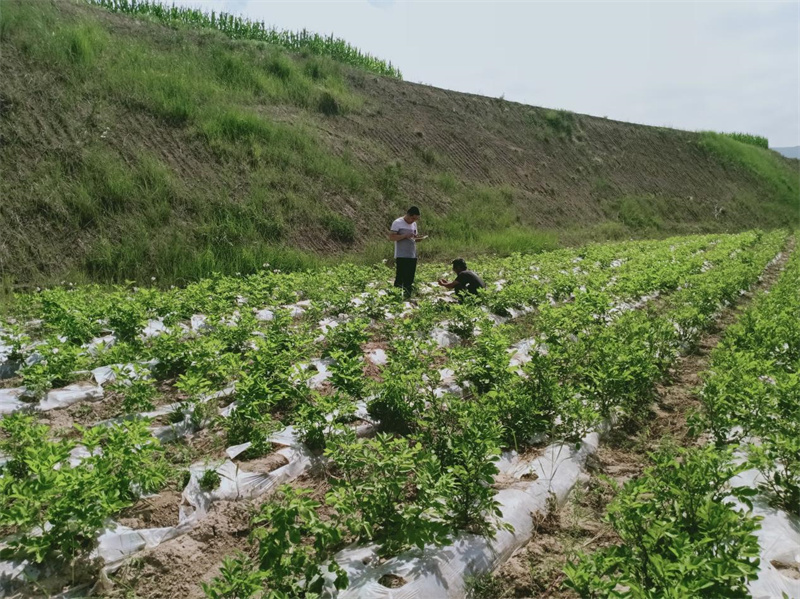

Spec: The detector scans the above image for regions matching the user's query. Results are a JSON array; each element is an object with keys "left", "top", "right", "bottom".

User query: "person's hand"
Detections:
[
  {"left": 437, "top": 278, "right": 447, "bottom": 286},
  {"left": 405, "top": 233, "right": 415, "bottom": 240}
]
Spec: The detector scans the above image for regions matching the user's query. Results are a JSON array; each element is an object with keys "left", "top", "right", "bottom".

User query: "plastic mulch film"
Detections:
[
  {"left": 91, "top": 359, "right": 158, "bottom": 386},
  {"left": 0, "top": 340, "right": 18, "bottom": 379},
  {"left": 0, "top": 387, "right": 26, "bottom": 415},
  {"left": 38, "top": 381, "right": 104, "bottom": 411},
  {"left": 141, "top": 318, "right": 167, "bottom": 339},
  {"left": 96, "top": 428, "right": 319, "bottom": 570},
  {"left": 729, "top": 467, "right": 800, "bottom": 599},
  {"left": 85, "top": 334, "right": 116, "bottom": 357},
  {"left": 0, "top": 381, "right": 103, "bottom": 415},
  {"left": 323, "top": 433, "right": 600, "bottom": 599},
  {"left": 366, "top": 349, "right": 388, "bottom": 366},
  {"left": 430, "top": 327, "right": 461, "bottom": 349},
  {"left": 308, "top": 358, "right": 335, "bottom": 390}
]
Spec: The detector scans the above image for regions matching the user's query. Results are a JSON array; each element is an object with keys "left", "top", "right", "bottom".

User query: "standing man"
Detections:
[
  {"left": 438, "top": 258, "right": 486, "bottom": 300},
  {"left": 389, "top": 206, "right": 426, "bottom": 298}
]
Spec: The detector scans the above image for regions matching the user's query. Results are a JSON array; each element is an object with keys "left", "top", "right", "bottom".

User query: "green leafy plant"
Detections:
[
  {"left": 224, "top": 391, "right": 281, "bottom": 458},
  {"left": 199, "top": 468, "right": 222, "bottom": 492},
  {"left": 19, "top": 337, "right": 89, "bottom": 398},
  {"left": 325, "top": 432, "right": 452, "bottom": 556},
  {"left": 323, "top": 318, "right": 370, "bottom": 358},
  {"left": 80, "top": 418, "right": 168, "bottom": 500},
  {"left": 697, "top": 247, "right": 800, "bottom": 515},
  {"left": 367, "top": 372, "right": 425, "bottom": 435},
  {"left": 0, "top": 416, "right": 167, "bottom": 564},
  {"left": 454, "top": 325, "right": 513, "bottom": 395},
  {"left": 248, "top": 485, "right": 348, "bottom": 597},
  {"left": 294, "top": 392, "right": 355, "bottom": 452},
  {"left": 496, "top": 350, "right": 571, "bottom": 446},
  {"left": 749, "top": 431, "right": 800, "bottom": 516},
  {"left": 175, "top": 370, "right": 216, "bottom": 428},
  {"left": 564, "top": 445, "right": 762, "bottom": 599},
  {"left": 201, "top": 554, "right": 266, "bottom": 599},
  {"left": 106, "top": 298, "right": 147, "bottom": 344},
  {"left": 446, "top": 302, "right": 484, "bottom": 340},
  {"left": 109, "top": 364, "right": 158, "bottom": 413},
  {"left": 580, "top": 310, "right": 673, "bottom": 419},
  {"left": 39, "top": 288, "right": 101, "bottom": 344},
  {"left": 149, "top": 328, "right": 194, "bottom": 379},
  {"left": 327, "top": 350, "right": 365, "bottom": 399},
  {"left": 417, "top": 397, "right": 507, "bottom": 535}
]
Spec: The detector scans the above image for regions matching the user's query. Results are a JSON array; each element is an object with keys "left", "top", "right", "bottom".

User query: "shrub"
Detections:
[
  {"left": 325, "top": 432, "right": 452, "bottom": 556},
  {"left": 321, "top": 213, "right": 356, "bottom": 243},
  {"left": 294, "top": 392, "right": 355, "bottom": 452},
  {"left": 252, "top": 486, "right": 347, "bottom": 595},
  {"left": 317, "top": 91, "right": 339, "bottom": 116},
  {"left": 109, "top": 364, "right": 157, "bottom": 414},
  {"left": 416, "top": 398, "right": 506, "bottom": 535}
]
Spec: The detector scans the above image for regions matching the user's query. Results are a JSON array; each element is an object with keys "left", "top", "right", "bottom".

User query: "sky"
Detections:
[{"left": 173, "top": 0, "right": 800, "bottom": 148}]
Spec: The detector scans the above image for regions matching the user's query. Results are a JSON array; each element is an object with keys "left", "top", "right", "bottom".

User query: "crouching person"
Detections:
[{"left": 438, "top": 258, "right": 486, "bottom": 300}]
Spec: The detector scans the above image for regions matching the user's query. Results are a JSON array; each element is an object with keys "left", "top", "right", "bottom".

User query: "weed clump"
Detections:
[
  {"left": 199, "top": 468, "right": 221, "bottom": 492},
  {"left": 317, "top": 91, "right": 339, "bottom": 116}
]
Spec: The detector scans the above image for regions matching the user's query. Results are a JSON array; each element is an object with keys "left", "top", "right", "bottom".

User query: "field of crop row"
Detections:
[
  {"left": 558, "top": 240, "right": 798, "bottom": 599},
  {"left": 0, "top": 230, "right": 793, "bottom": 597}
]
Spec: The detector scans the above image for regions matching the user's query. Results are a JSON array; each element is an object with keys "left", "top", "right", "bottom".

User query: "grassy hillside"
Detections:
[{"left": 1, "top": 0, "right": 798, "bottom": 286}]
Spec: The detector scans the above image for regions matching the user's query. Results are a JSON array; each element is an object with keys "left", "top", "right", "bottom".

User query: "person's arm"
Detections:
[
  {"left": 388, "top": 230, "right": 415, "bottom": 241},
  {"left": 441, "top": 271, "right": 466, "bottom": 290}
]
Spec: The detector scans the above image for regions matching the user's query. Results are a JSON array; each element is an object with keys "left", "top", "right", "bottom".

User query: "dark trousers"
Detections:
[{"left": 394, "top": 258, "right": 417, "bottom": 298}]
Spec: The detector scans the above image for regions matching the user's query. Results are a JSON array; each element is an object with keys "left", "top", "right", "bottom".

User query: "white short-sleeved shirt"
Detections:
[{"left": 391, "top": 217, "right": 418, "bottom": 259}]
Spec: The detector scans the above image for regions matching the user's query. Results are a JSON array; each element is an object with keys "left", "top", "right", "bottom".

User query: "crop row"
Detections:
[
  {"left": 85, "top": 0, "right": 402, "bottom": 78},
  {"left": 699, "top": 245, "right": 799, "bottom": 515},
  {"left": 0, "top": 234, "right": 735, "bottom": 455},
  {"left": 565, "top": 237, "right": 797, "bottom": 599}
]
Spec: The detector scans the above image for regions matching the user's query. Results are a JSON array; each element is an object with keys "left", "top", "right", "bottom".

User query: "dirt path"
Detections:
[{"left": 487, "top": 238, "right": 795, "bottom": 599}]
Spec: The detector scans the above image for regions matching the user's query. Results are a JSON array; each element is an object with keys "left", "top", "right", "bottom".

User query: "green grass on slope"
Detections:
[
  {"left": 0, "top": 0, "right": 367, "bottom": 283},
  {"left": 699, "top": 133, "right": 799, "bottom": 209},
  {"left": 0, "top": 1, "right": 564, "bottom": 286},
  {"left": 0, "top": 1, "right": 797, "bottom": 288},
  {"left": 87, "top": 0, "right": 402, "bottom": 78}
]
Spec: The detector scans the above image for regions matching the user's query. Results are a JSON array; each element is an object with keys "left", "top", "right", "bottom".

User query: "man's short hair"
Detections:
[
  {"left": 407, "top": 206, "right": 420, "bottom": 216},
  {"left": 452, "top": 258, "right": 467, "bottom": 271}
]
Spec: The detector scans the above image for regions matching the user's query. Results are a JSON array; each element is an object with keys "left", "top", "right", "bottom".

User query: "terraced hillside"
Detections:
[{"left": 1, "top": 0, "right": 798, "bottom": 285}]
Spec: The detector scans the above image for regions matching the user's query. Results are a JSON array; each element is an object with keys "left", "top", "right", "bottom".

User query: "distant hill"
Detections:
[
  {"left": 1, "top": 0, "right": 799, "bottom": 286},
  {"left": 771, "top": 146, "right": 800, "bottom": 160}
]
